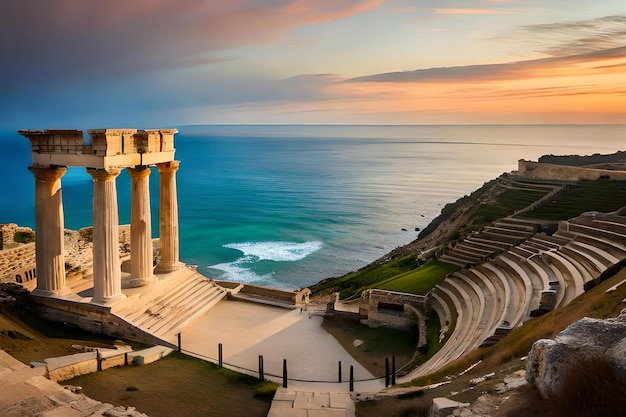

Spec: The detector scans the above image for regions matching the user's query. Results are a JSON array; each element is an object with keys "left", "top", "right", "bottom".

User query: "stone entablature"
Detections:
[
  {"left": 517, "top": 159, "right": 626, "bottom": 182},
  {"left": 19, "top": 129, "right": 177, "bottom": 170}
]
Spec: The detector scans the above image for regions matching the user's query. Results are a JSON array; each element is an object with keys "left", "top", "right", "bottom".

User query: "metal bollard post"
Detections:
[
  {"left": 385, "top": 357, "right": 390, "bottom": 387},
  {"left": 177, "top": 332, "right": 182, "bottom": 352},
  {"left": 218, "top": 343, "right": 223, "bottom": 367},
  {"left": 391, "top": 355, "right": 396, "bottom": 386},
  {"left": 283, "top": 359, "right": 288, "bottom": 388},
  {"left": 349, "top": 365, "right": 354, "bottom": 392},
  {"left": 338, "top": 360, "right": 342, "bottom": 383},
  {"left": 259, "top": 355, "right": 264, "bottom": 381}
]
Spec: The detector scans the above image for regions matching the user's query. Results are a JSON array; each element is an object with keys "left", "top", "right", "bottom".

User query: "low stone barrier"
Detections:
[{"left": 43, "top": 345, "right": 172, "bottom": 382}]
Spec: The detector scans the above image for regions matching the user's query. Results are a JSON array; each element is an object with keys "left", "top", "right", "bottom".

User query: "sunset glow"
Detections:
[{"left": 1, "top": 1, "right": 625, "bottom": 126}]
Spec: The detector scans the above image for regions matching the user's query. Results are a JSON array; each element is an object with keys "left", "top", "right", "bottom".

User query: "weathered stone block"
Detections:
[{"left": 526, "top": 309, "right": 626, "bottom": 398}]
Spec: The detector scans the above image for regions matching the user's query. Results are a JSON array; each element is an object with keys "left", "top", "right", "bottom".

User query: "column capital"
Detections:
[
  {"left": 29, "top": 166, "right": 67, "bottom": 182},
  {"left": 87, "top": 168, "right": 121, "bottom": 181},
  {"left": 128, "top": 165, "right": 152, "bottom": 178},
  {"left": 156, "top": 160, "right": 180, "bottom": 173}
]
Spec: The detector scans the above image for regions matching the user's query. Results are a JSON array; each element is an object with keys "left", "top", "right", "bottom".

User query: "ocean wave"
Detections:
[
  {"left": 208, "top": 256, "right": 274, "bottom": 284},
  {"left": 223, "top": 240, "right": 323, "bottom": 262}
]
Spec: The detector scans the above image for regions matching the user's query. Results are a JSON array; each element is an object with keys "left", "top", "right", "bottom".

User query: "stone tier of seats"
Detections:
[
  {"left": 113, "top": 268, "right": 228, "bottom": 340},
  {"left": 408, "top": 210, "right": 626, "bottom": 380},
  {"left": 439, "top": 218, "right": 538, "bottom": 267}
]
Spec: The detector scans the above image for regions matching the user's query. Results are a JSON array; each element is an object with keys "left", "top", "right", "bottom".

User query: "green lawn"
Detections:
[{"left": 377, "top": 262, "right": 459, "bottom": 295}]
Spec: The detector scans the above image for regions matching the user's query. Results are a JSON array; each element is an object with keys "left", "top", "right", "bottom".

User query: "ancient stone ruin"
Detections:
[
  {"left": 526, "top": 308, "right": 626, "bottom": 399},
  {"left": 19, "top": 129, "right": 180, "bottom": 304}
]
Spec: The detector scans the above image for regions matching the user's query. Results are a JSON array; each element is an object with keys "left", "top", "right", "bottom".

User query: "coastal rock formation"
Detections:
[{"left": 525, "top": 308, "right": 626, "bottom": 399}]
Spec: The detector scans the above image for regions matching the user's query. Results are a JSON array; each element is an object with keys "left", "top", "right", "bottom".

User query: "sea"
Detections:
[{"left": 1, "top": 125, "right": 624, "bottom": 290}]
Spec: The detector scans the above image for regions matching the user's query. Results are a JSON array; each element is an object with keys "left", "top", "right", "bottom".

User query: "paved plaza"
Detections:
[{"left": 176, "top": 300, "right": 385, "bottom": 393}]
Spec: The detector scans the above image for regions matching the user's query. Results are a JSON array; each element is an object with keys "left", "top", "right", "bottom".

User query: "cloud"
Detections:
[
  {"left": 0, "top": 0, "right": 383, "bottom": 88},
  {"left": 348, "top": 46, "right": 626, "bottom": 83},
  {"left": 517, "top": 14, "right": 626, "bottom": 57}
]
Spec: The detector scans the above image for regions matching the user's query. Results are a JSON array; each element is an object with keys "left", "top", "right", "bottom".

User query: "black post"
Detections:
[
  {"left": 218, "top": 343, "right": 223, "bottom": 367},
  {"left": 259, "top": 355, "right": 264, "bottom": 381},
  {"left": 124, "top": 352, "right": 128, "bottom": 366},
  {"left": 338, "top": 360, "right": 342, "bottom": 383},
  {"left": 349, "top": 365, "right": 354, "bottom": 392},
  {"left": 282, "top": 359, "right": 288, "bottom": 388},
  {"left": 385, "top": 357, "right": 390, "bottom": 387},
  {"left": 391, "top": 355, "right": 396, "bottom": 386},
  {"left": 177, "top": 332, "right": 182, "bottom": 352},
  {"left": 96, "top": 350, "right": 102, "bottom": 371}
]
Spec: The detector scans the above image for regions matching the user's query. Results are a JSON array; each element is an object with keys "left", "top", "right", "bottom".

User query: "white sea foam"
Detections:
[
  {"left": 209, "top": 241, "right": 323, "bottom": 284},
  {"left": 223, "top": 241, "right": 323, "bottom": 262},
  {"left": 209, "top": 256, "right": 274, "bottom": 283}
]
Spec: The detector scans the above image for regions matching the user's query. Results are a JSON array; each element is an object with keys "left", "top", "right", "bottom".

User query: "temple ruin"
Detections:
[{"left": 19, "top": 129, "right": 180, "bottom": 304}]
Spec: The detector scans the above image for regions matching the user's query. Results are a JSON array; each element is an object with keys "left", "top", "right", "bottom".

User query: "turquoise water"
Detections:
[{"left": 1, "top": 125, "right": 624, "bottom": 289}]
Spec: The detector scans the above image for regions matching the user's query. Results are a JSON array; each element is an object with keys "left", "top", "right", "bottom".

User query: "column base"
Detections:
[
  {"left": 154, "top": 262, "right": 182, "bottom": 274},
  {"left": 125, "top": 275, "right": 158, "bottom": 288},
  {"left": 31, "top": 287, "right": 72, "bottom": 298},
  {"left": 92, "top": 292, "right": 127, "bottom": 305}
]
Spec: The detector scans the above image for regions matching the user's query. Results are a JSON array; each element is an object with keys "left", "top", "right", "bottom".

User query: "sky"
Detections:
[{"left": 1, "top": 0, "right": 626, "bottom": 127}]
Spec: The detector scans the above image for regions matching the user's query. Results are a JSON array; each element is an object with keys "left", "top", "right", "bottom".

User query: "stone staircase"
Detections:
[{"left": 112, "top": 267, "right": 229, "bottom": 340}]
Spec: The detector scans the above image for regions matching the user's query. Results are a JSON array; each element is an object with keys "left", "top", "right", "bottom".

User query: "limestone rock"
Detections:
[
  {"left": 526, "top": 309, "right": 626, "bottom": 398},
  {"left": 430, "top": 397, "right": 470, "bottom": 417}
]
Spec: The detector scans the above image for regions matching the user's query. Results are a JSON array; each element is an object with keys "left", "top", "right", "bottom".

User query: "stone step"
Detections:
[
  {"left": 152, "top": 286, "right": 227, "bottom": 337},
  {"left": 139, "top": 282, "right": 222, "bottom": 330}
]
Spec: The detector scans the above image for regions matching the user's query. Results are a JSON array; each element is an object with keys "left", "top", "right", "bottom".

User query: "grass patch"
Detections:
[
  {"left": 322, "top": 319, "right": 418, "bottom": 376},
  {"left": 517, "top": 179, "right": 626, "bottom": 221},
  {"left": 401, "top": 313, "right": 446, "bottom": 371},
  {"left": 68, "top": 351, "right": 279, "bottom": 417},
  {"left": 13, "top": 230, "right": 35, "bottom": 244},
  {"left": 312, "top": 255, "right": 424, "bottom": 298},
  {"left": 378, "top": 262, "right": 459, "bottom": 294}
]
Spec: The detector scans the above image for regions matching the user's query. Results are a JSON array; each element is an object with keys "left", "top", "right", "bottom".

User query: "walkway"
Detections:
[{"left": 175, "top": 300, "right": 384, "bottom": 416}]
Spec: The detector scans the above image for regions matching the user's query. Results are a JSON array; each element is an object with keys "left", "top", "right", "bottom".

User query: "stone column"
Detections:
[
  {"left": 88, "top": 168, "right": 125, "bottom": 304},
  {"left": 29, "top": 166, "right": 67, "bottom": 295},
  {"left": 128, "top": 166, "right": 156, "bottom": 286},
  {"left": 156, "top": 161, "right": 181, "bottom": 272}
]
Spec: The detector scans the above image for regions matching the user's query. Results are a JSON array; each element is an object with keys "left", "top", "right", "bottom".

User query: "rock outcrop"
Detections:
[{"left": 526, "top": 308, "right": 626, "bottom": 399}]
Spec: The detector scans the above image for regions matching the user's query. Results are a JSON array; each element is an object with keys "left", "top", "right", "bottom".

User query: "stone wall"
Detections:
[
  {"left": 0, "top": 226, "right": 132, "bottom": 288},
  {"left": 32, "top": 295, "right": 177, "bottom": 349},
  {"left": 0, "top": 223, "right": 17, "bottom": 249},
  {"left": 0, "top": 242, "right": 36, "bottom": 286},
  {"left": 365, "top": 289, "right": 427, "bottom": 330},
  {"left": 518, "top": 160, "right": 626, "bottom": 182},
  {"left": 238, "top": 283, "right": 310, "bottom": 306}
]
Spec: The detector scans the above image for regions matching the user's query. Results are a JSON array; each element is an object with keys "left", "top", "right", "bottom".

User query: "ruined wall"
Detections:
[
  {"left": 366, "top": 289, "right": 427, "bottom": 330},
  {"left": 32, "top": 295, "right": 176, "bottom": 349},
  {"left": 0, "top": 224, "right": 17, "bottom": 249},
  {"left": 0, "top": 226, "right": 133, "bottom": 288},
  {"left": 0, "top": 243, "right": 36, "bottom": 287},
  {"left": 518, "top": 160, "right": 626, "bottom": 182},
  {"left": 238, "top": 283, "right": 310, "bottom": 306}
]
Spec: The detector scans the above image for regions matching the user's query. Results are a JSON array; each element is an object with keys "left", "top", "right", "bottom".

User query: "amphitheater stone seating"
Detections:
[
  {"left": 559, "top": 247, "right": 602, "bottom": 276},
  {"left": 452, "top": 272, "right": 494, "bottom": 349},
  {"left": 540, "top": 251, "right": 585, "bottom": 304},
  {"left": 481, "top": 262, "right": 520, "bottom": 328},
  {"left": 429, "top": 293, "right": 452, "bottom": 340},
  {"left": 494, "top": 257, "right": 533, "bottom": 326}
]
